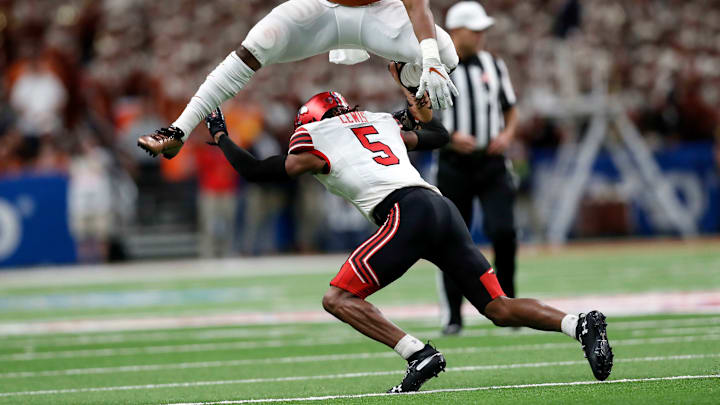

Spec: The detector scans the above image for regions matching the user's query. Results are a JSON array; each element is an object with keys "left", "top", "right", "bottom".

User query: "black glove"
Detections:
[
  {"left": 392, "top": 108, "right": 420, "bottom": 132},
  {"left": 205, "top": 107, "right": 228, "bottom": 145}
]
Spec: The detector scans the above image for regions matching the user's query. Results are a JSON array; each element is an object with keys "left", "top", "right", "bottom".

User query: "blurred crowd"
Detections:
[{"left": 0, "top": 0, "right": 718, "bottom": 261}]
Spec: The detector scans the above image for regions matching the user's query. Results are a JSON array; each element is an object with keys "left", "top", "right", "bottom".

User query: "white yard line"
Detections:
[
  {"left": 611, "top": 316, "right": 720, "bottom": 329},
  {"left": 0, "top": 323, "right": 701, "bottom": 351},
  {"left": 4, "top": 315, "right": 720, "bottom": 350},
  {"left": 167, "top": 374, "right": 720, "bottom": 405},
  {"left": 631, "top": 326, "right": 720, "bottom": 337},
  {"left": 3, "top": 321, "right": 720, "bottom": 361},
  {"left": 1, "top": 361, "right": 718, "bottom": 398},
  {"left": 0, "top": 336, "right": 353, "bottom": 361},
  {"left": 1, "top": 332, "right": 719, "bottom": 362},
  {"left": 0, "top": 321, "right": 706, "bottom": 352},
  {"left": 0, "top": 255, "right": 349, "bottom": 289},
  {"left": 0, "top": 310, "right": 338, "bottom": 336},
  {"left": 2, "top": 290, "right": 719, "bottom": 336},
  {"left": 0, "top": 352, "right": 400, "bottom": 378},
  {"left": 1, "top": 327, "right": 308, "bottom": 349},
  {"left": 1, "top": 347, "right": 717, "bottom": 379}
]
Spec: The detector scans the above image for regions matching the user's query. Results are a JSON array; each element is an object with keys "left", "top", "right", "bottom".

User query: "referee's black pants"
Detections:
[{"left": 436, "top": 150, "right": 517, "bottom": 328}]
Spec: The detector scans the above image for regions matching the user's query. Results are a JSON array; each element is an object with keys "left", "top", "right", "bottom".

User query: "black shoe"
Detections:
[
  {"left": 576, "top": 311, "right": 614, "bottom": 381},
  {"left": 387, "top": 344, "right": 446, "bottom": 393},
  {"left": 441, "top": 323, "right": 462, "bottom": 336}
]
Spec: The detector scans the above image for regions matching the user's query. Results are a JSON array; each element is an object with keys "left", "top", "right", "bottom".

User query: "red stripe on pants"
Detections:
[{"left": 349, "top": 205, "right": 397, "bottom": 285}]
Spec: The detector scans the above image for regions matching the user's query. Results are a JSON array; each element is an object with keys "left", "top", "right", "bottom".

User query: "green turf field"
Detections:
[{"left": 1, "top": 241, "right": 719, "bottom": 404}]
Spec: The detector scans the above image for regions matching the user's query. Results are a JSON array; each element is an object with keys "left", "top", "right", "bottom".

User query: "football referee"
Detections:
[{"left": 436, "top": 1, "right": 519, "bottom": 335}]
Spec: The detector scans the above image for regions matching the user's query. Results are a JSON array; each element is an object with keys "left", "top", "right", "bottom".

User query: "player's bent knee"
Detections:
[
  {"left": 484, "top": 296, "right": 514, "bottom": 327},
  {"left": 240, "top": 13, "right": 289, "bottom": 68},
  {"left": 321, "top": 291, "right": 339, "bottom": 314},
  {"left": 322, "top": 287, "right": 352, "bottom": 315}
]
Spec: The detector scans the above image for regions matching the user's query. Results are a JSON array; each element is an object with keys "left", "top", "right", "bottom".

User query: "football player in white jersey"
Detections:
[
  {"left": 137, "top": 0, "right": 460, "bottom": 159},
  {"left": 204, "top": 65, "right": 613, "bottom": 392}
]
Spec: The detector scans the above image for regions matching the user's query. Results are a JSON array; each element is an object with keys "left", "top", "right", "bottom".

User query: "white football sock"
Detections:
[
  {"left": 393, "top": 334, "right": 425, "bottom": 360},
  {"left": 561, "top": 314, "right": 579, "bottom": 340},
  {"left": 172, "top": 51, "right": 254, "bottom": 141}
]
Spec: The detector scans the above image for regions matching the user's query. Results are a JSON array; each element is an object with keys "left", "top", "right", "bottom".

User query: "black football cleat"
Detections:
[
  {"left": 387, "top": 343, "right": 446, "bottom": 393},
  {"left": 576, "top": 311, "right": 614, "bottom": 381}
]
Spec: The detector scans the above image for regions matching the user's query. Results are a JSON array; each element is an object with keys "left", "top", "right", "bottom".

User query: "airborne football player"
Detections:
[
  {"left": 138, "top": 0, "right": 460, "bottom": 158},
  {"left": 201, "top": 63, "right": 614, "bottom": 393}
]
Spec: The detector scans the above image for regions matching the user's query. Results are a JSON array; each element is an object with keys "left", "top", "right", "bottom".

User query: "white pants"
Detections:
[{"left": 242, "top": 0, "right": 458, "bottom": 69}]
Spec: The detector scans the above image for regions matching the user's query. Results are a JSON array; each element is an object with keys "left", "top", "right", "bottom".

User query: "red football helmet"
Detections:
[{"left": 294, "top": 91, "right": 350, "bottom": 129}]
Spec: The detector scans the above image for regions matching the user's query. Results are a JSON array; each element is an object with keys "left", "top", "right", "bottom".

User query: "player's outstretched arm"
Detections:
[
  {"left": 401, "top": 0, "right": 459, "bottom": 111},
  {"left": 205, "top": 109, "right": 324, "bottom": 182},
  {"left": 402, "top": 0, "right": 435, "bottom": 44}
]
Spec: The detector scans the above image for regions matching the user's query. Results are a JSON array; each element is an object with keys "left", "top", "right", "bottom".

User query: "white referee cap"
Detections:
[{"left": 445, "top": 1, "right": 495, "bottom": 31}]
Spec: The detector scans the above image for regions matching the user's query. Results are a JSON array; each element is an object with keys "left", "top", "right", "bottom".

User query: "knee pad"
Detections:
[
  {"left": 241, "top": 14, "right": 290, "bottom": 67},
  {"left": 242, "top": 0, "right": 331, "bottom": 67}
]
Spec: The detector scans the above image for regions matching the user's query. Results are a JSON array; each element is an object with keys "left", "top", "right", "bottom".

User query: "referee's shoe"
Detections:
[
  {"left": 387, "top": 344, "right": 446, "bottom": 393},
  {"left": 577, "top": 311, "right": 614, "bottom": 380}
]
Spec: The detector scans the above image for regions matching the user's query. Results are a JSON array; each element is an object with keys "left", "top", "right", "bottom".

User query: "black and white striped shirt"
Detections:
[{"left": 442, "top": 51, "right": 517, "bottom": 149}]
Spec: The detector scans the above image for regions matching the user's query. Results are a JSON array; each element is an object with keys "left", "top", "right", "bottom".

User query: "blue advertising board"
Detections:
[
  {"left": 0, "top": 174, "right": 77, "bottom": 267},
  {"left": 530, "top": 141, "right": 719, "bottom": 236}
]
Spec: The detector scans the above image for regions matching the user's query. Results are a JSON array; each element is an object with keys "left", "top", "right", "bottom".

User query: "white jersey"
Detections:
[{"left": 288, "top": 111, "right": 440, "bottom": 221}]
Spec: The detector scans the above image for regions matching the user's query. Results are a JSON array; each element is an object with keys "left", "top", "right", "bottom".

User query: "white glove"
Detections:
[{"left": 416, "top": 39, "right": 458, "bottom": 110}]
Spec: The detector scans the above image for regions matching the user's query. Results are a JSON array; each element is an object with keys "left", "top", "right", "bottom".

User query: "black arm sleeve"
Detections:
[
  {"left": 413, "top": 117, "right": 450, "bottom": 150},
  {"left": 217, "top": 134, "right": 291, "bottom": 182}
]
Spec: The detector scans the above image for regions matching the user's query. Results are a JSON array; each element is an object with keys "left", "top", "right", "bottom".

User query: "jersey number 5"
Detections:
[{"left": 351, "top": 126, "right": 399, "bottom": 166}]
